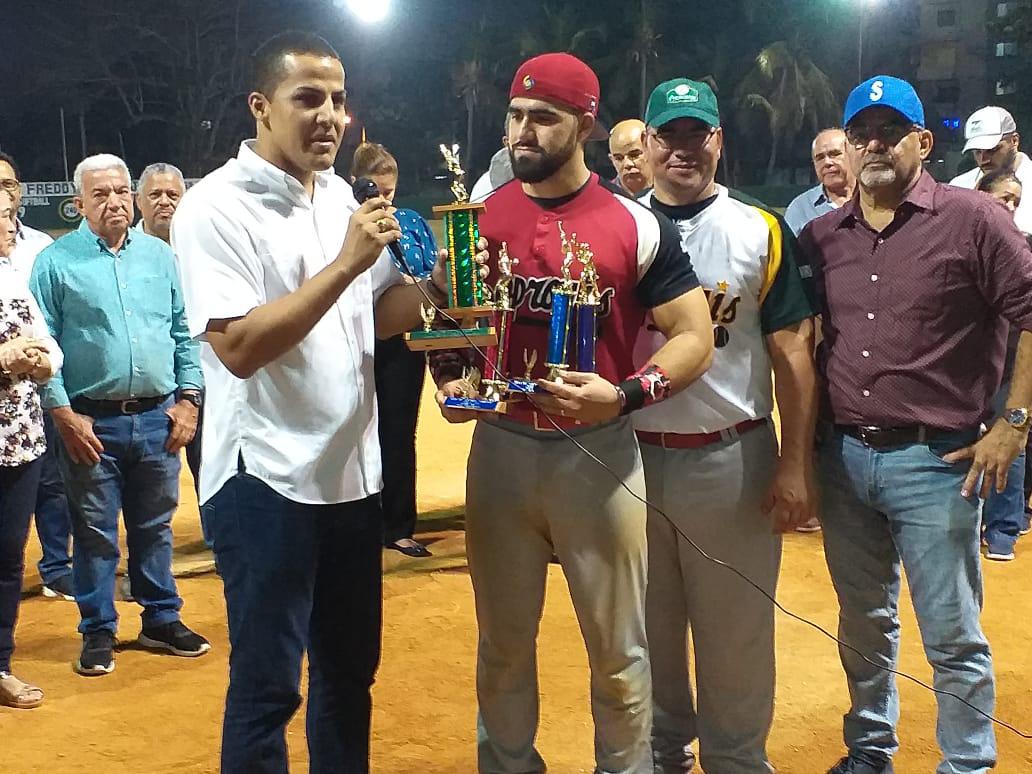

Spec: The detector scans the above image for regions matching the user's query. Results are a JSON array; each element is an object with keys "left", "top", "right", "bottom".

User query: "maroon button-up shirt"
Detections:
[{"left": 797, "top": 170, "right": 1032, "bottom": 430}]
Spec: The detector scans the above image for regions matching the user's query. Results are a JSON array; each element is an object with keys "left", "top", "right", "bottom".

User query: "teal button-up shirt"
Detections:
[{"left": 29, "top": 220, "right": 202, "bottom": 409}]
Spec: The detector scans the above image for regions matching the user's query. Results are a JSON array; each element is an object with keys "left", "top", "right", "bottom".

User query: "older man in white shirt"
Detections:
[
  {"left": 950, "top": 106, "right": 1032, "bottom": 235},
  {"left": 172, "top": 32, "right": 479, "bottom": 774}
]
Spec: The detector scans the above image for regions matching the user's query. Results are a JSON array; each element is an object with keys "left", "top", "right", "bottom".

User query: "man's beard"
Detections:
[
  {"left": 981, "top": 145, "right": 1019, "bottom": 173},
  {"left": 858, "top": 156, "right": 897, "bottom": 188},
  {"left": 509, "top": 132, "right": 577, "bottom": 184}
]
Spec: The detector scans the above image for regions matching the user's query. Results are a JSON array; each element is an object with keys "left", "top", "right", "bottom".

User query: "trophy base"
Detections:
[
  {"left": 443, "top": 396, "right": 509, "bottom": 413},
  {"left": 404, "top": 326, "right": 498, "bottom": 352},
  {"left": 506, "top": 378, "right": 546, "bottom": 395},
  {"left": 438, "top": 305, "right": 496, "bottom": 325}
]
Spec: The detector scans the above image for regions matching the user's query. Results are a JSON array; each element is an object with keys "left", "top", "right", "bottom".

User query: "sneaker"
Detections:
[
  {"left": 118, "top": 576, "right": 134, "bottom": 602},
  {"left": 75, "top": 631, "right": 115, "bottom": 676},
  {"left": 986, "top": 544, "right": 1016, "bottom": 561},
  {"left": 1020, "top": 512, "right": 1031, "bottom": 536},
  {"left": 796, "top": 517, "right": 822, "bottom": 533},
  {"left": 41, "top": 574, "right": 75, "bottom": 601},
  {"left": 138, "top": 621, "right": 211, "bottom": 657},
  {"left": 828, "top": 755, "right": 894, "bottom": 774}
]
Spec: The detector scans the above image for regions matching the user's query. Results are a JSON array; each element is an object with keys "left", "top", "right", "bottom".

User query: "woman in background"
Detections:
[
  {"left": 352, "top": 142, "right": 438, "bottom": 558},
  {"left": 976, "top": 169, "right": 1032, "bottom": 559},
  {"left": 0, "top": 188, "right": 62, "bottom": 708}
]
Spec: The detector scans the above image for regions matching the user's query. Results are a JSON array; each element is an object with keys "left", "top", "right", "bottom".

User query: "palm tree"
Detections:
[
  {"left": 734, "top": 40, "right": 838, "bottom": 183},
  {"left": 453, "top": 57, "right": 486, "bottom": 170},
  {"left": 514, "top": 2, "right": 606, "bottom": 59}
]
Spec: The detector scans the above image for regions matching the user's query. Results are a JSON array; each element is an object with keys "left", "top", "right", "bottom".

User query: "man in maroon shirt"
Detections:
[
  {"left": 798, "top": 76, "right": 1032, "bottom": 774},
  {"left": 432, "top": 53, "right": 714, "bottom": 773}
]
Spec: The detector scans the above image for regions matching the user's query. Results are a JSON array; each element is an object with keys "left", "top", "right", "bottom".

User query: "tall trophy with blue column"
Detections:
[{"left": 404, "top": 143, "right": 497, "bottom": 352}]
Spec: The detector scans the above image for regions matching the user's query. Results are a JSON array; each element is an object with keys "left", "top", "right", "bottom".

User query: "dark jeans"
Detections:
[
  {"left": 185, "top": 401, "right": 203, "bottom": 500},
  {"left": 58, "top": 398, "right": 183, "bottom": 635},
  {"left": 374, "top": 335, "right": 425, "bottom": 544},
  {"left": 0, "top": 458, "right": 43, "bottom": 672},
  {"left": 35, "top": 414, "right": 73, "bottom": 585},
  {"left": 209, "top": 471, "right": 383, "bottom": 774}
]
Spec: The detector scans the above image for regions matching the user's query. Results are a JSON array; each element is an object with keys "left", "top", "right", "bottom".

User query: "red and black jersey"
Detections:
[{"left": 479, "top": 173, "right": 699, "bottom": 386}]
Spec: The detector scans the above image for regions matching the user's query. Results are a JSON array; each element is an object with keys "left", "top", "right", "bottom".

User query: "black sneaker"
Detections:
[
  {"left": 42, "top": 574, "right": 75, "bottom": 602},
  {"left": 828, "top": 755, "right": 894, "bottom": 774},
  {"left": 75, "top": 631, "right": 115, "bottom": 676},
  {"left": 138, "top": 621, "right": 211, "bottom": 657}
]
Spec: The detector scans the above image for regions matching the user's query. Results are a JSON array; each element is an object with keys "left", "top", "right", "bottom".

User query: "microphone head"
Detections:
[{"left": 352, "top": 176, "right": 380, "bottom": 204}]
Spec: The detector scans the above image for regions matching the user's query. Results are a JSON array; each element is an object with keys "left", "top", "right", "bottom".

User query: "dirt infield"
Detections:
[{"left": 5, "top": 382, "right": 1032, "bottom": 772}]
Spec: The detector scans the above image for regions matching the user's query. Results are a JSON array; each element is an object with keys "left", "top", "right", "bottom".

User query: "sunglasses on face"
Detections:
[{"left": 844, "top": 122, "right": 919, "bottom": 148}]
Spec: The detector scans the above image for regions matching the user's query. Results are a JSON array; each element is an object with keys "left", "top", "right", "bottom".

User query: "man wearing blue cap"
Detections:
[{"left": 797, "top": 76, "right": 1032, "bottom": 774}]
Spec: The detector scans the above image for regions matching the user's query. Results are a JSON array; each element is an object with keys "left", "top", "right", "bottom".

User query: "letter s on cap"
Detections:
[{"left": 869, "top": 80, "right": 884, "bottom": 102}]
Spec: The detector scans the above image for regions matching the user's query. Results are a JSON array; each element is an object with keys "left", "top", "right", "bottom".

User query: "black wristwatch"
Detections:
[{"left": 177, "top": 389, "right": 203, "bottom": 409}]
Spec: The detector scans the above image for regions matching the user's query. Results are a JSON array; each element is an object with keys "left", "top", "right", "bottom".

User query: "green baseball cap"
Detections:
[{"left": 644, "top": 78, "right": 720, "bottom": 129}]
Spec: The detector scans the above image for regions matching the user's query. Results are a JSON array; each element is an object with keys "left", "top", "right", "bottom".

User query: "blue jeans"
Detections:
[
  {"left": 982, "top": 383, "right": 1026, "bottom": 552},
  {"left": 982, "top": 450, "right": 1025, "bottom": 552},
  {"left": 208, "top": 471, "right": 383, "bottom": 774},
  {"left": 57, "top": 398, "right": 183, "bottom": 635},
  {"left": 0, "top": 458, "right": 42, "bottom": 673},
  {"left": 35, "top": 414, "right": 73, "bottom": 585},
  {"left": 818, "top": 429, "right": 996, "bottom": 773}
]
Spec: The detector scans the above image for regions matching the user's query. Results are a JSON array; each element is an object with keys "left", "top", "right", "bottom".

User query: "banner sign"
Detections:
[{"left": 17, "top": 179, "right": 200, "bottom": 233}]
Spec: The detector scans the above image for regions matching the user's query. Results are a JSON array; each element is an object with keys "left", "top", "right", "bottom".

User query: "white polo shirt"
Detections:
[
  {"left": 10, "top": 221, "right": 54, "bottom": 281},
  {"left": 950, "top": 152, "right": 1032, "bottom": 235},
  {"left": 171, "top": 140, "right": 402, "bottom": 506}
]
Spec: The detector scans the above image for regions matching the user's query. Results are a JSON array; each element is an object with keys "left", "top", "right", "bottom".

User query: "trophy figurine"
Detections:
[{"left": 404, "top": 143, "right": 497, "bottom": 352}]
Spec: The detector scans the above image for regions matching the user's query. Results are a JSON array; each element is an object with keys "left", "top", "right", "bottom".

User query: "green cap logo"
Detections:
[{"left": 667, "top": 83, "right": 699, "bottom": 105}]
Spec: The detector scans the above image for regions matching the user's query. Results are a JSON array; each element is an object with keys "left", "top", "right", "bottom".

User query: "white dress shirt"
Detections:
[
  {"left": 950, "top": 151, "right": 1032, "bottom": 235},
  {"left": 171, "top": 141, "right": 402, "bottom": 506},
  {"left": 10, "top": 221, "right": 54, "bottom": 282}
]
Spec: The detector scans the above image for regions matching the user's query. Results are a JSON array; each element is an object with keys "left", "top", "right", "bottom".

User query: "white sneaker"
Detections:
[{"left": 986, "top": 548, "right": 1016, "bottom": 561}]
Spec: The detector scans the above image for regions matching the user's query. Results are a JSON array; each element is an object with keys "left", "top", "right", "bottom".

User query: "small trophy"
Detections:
[
  {"left": 404, "top": 143, "right": 497, "bottom": 352},
  {"left": 442, "top": 241, "right": 517, "bottom": 413}
]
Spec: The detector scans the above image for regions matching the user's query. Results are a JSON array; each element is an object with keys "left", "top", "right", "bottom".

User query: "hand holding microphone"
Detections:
[{"left": 336, "top": 177, "right": 401, "bottom": 277}]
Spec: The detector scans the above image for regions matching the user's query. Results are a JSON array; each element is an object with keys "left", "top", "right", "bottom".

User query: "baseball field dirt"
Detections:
[{"left": 4, "top": 381, "right": 1032, "bottom": 772}]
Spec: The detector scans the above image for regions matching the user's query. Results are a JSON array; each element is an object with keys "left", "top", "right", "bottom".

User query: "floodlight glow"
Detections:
[{"left": 344, "top": 0, "right": 390, "bottom": 23}]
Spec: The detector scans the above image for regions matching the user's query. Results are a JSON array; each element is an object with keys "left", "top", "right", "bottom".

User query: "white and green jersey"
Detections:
[{"left": 633, "top": 185, "right": 814, "bottom": 434}]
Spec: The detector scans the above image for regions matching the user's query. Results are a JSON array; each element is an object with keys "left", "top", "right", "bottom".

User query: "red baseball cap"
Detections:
[{"left": 510, "top": 53, "right": 600, "bottom": 117}]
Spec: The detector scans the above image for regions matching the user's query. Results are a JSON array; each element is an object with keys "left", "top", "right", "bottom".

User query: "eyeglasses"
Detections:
[
  {"left": 0, "top": 179, "right": 19, "bottom": 192},
  {"left": 647, "top": 127, "right": 716, "bottom": 151},
  {"left": 844, "top": 122, "right": 918, "bottom": 148}
]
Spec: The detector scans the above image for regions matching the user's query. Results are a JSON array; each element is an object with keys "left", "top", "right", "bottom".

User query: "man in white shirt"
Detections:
[
  {"left": 172, "top": 32, "right": 473, "bottom": 774},
  {"left": 950, "top": 106, "right": 1032, "bottom": 234},
  {"left": 0, "top": 152, "right": 73, "bottom": 602},
  {"left": 0, "top": 153, "right": 53, "bottom": 281},
  {"left": 135, "top": 162, "right": 185, "bottom": 244}
]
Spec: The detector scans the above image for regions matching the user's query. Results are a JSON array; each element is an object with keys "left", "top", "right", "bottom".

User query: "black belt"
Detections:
[
  {"left": 71, "top": 394, "right": 170, "bottom": 417},
  {"left": 834, "top": 424, "right": 961, "bottom": 449}
]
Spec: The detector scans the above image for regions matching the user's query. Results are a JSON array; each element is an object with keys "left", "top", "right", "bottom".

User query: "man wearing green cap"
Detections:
[{"left": 634, "top": 78, "right": 818, "bottom": 773}]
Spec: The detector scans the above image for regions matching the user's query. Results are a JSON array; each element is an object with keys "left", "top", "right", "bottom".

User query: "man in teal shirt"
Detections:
[{"left": 30, "top": 153, "right": 209, "bottom": 677}]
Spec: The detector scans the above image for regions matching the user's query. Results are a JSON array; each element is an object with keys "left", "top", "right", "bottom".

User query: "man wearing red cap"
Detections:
[{"left": 433, "top": 53, "right": 714, "bottom": 773}]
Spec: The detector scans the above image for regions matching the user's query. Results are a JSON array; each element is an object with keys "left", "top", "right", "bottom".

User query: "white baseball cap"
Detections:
[{"left": 963, "top": 106, "right": 1018, "bottom": 153}]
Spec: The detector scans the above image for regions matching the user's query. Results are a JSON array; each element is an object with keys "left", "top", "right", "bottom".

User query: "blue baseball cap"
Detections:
[{"left": 843, "top": 76, "right": 925, "bottom": 127}]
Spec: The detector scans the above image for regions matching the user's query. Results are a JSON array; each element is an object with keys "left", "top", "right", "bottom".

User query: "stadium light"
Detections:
[{"left": 343, "top": 0, "right": 391, "bottom": 24}]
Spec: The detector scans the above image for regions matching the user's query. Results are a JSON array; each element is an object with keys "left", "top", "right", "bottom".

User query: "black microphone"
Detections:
[{"left": 352, "top": 176, "right": 408, "bottom": 271}]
